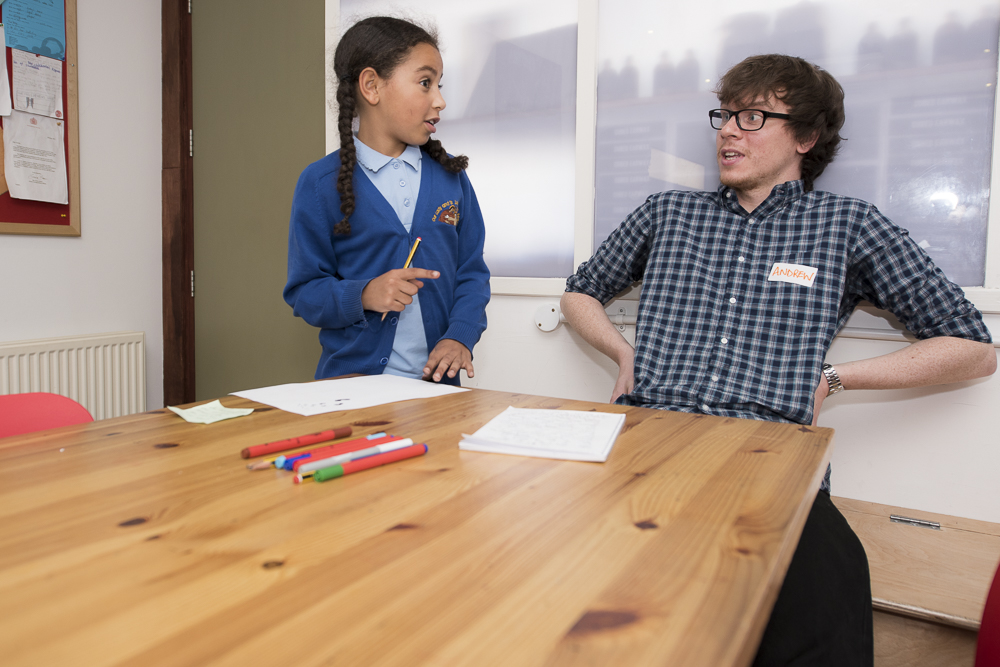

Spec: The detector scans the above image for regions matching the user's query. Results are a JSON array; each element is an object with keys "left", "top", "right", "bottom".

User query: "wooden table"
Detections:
[{"left": 0, "top": 387, "right": 832, "bottom": 667}]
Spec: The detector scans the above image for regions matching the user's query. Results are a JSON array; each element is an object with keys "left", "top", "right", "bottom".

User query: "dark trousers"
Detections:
[{"left": 752, "top": 491, "right": 874, "bottom": 667}]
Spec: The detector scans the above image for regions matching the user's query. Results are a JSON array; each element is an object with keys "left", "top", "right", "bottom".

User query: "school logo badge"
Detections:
[{"left": 432, "top": 200, "right": 459, "bottom": 226}]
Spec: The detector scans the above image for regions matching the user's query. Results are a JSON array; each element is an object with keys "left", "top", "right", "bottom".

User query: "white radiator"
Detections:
[{"left": 0, "top": 332, "right": 146, "bottom": 420}]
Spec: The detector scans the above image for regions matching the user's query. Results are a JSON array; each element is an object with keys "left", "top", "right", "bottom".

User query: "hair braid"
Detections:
[
  {"left": 334, "top": 81, "right": 357, "bottom": 235},
  {"left": 421, "top": 138, "right": 468, "bottom": 173}
]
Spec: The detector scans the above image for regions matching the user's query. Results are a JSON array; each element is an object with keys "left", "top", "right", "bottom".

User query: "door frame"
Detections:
[{"left": 161, "top": 0, "right": 195, "bottom": 406}]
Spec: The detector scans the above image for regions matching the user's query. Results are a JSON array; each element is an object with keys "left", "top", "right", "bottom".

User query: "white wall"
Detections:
[
  {"left": 0, "top": 1, "right": 164, "bottom": 410},
  {"left": 468, "top": 297, "right": 1000, "bottom": 524},
  {"left": 824, "top": 330, "right": 1000, "bottom": 522}
]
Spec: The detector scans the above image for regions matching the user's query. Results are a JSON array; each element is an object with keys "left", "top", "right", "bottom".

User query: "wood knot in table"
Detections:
[
  {"left": 352, "top": 420, "right": 392, "bottom": 427},
  {"left": 118, "top": 517, "right": 148, "bottom": 527},
  {"left": 387, "top": 523, "right": 419, "bottom": 531},
  {"left": 262, "top": 560, "right": 285, "bottom": 569},
  {"left": 798, "top": 426, "right": 814, "bottom": 433},
  {"left": 634, "top": 520, "right": 658, "bottom": 530},
  {"left": 568, "top": 610, "right": 640, "bottom": 636},
  {"left": 106, "top": 432, "right": 122, "bottom": 436},
  {"left": 154, "top": 443, "right": 179, "bottom": 449}
]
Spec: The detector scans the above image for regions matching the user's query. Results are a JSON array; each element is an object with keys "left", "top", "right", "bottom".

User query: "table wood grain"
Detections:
[{"left": 0, "top": 387, "right": 833, "bottom": 667}]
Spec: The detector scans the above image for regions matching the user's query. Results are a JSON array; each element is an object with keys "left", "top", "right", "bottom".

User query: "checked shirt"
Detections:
[{"left": 566, "top": 180, "right": 990, "bottom": 430}]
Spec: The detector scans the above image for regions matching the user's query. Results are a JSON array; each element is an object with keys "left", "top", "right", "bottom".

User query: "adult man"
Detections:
[{"left": 562, "top": 54, "right": 996, "bottom": 666}]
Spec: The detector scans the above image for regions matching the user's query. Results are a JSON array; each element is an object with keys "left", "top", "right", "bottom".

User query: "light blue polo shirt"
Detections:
[{"left": 354, "top": 137, "right": 429, "bottom": 379}]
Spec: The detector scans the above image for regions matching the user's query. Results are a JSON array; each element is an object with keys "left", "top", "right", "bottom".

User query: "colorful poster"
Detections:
[{"left": 2, "top": 0, "right": 66, "bottom": 60}]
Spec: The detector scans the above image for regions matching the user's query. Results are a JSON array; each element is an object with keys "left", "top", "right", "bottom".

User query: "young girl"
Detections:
[{"left": 284, "top": 16, "right": 490, "bottom": 386}]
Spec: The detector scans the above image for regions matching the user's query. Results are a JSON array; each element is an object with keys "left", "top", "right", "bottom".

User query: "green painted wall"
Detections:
[{"left": 193, "top": 1, "right": 326, "bottom": 399}]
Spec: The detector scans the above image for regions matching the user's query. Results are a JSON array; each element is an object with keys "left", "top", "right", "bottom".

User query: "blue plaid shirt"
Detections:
[{"left": 567, "top": 181, "right": 990, "bottom": 481}]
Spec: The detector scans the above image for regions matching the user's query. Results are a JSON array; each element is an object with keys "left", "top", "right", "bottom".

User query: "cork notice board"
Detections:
[{"left": 0, "top": 0, "right": 80, "bottom": 237}]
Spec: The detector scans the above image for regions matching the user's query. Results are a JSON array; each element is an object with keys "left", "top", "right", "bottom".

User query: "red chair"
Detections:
[
  {"left": 978, "top": 561, "right": 1000, "bottom": 667},
  {"left": 0, "top": 392, "right": 94, "bottom": 439}
]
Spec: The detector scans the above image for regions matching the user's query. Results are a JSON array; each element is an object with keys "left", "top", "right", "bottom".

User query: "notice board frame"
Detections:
[{"left": 0, "top": 0, "right": 80, "bottom": 237}]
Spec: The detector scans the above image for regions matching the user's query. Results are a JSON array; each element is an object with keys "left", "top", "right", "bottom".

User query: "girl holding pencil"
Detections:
[{"left": 284, "top": 16, "right": 490, "bottom": 385}]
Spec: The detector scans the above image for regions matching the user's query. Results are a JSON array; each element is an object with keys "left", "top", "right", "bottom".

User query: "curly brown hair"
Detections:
[
  {"left": 333, "top": 17, "right": 468, "bottom": 235},
  {"left": 715, "top": 54, "right": 845, "bottom": 191}
]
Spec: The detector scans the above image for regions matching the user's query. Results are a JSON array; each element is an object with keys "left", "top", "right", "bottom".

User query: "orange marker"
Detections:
[
  {"left": 240, "top": 426, "right": 352, "bottom": 459},
  {"left": 248, "top": 434, "right": 400, "bottom": 470},
  {"left": 295, "top": 443, "right": 428, "bottom": 483},
  {"left": 288, "top": 434, "right": 403, "bottom": 471}
]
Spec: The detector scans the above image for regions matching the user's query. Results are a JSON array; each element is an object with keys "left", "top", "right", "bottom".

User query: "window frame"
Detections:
[{"left": 327, "top": 0, "right": 1000, "bottom": 313}]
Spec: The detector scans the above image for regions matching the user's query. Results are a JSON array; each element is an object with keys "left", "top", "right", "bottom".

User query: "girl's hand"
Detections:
[
  {"left": 424, "top": 339, "right": 473, "bottom": 382},
  {"left": 361, "top": 268, "right": 439, "bottom": 313}
]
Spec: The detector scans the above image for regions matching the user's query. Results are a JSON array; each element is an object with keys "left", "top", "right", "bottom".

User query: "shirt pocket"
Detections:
[{"left": 761, "top": 254, "right": 827, "bottom": 327}]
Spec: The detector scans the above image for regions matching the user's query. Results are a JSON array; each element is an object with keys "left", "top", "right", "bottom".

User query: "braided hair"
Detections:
[{"left": 333, "top": 17, "right": 468, "bottom": 235}]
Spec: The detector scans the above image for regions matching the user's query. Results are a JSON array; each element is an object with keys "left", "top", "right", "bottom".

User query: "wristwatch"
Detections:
[{"left": 821, "top": 363, "right": 844, "bottom": 395}]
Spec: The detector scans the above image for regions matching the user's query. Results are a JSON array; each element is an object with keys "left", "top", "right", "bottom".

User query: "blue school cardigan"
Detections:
[{"left": 283, "top": 150, "right": 490, "bottom": 385}]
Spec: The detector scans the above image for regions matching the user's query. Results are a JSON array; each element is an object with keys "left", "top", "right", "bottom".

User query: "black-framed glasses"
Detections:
[{"left": 708, "top": 108, "right": 792, "bottom": 131}]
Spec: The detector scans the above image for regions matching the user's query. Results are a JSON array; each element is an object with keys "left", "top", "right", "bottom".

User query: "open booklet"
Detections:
[{"left": 459, "top": 406, "right": 626, "bottom": 462}]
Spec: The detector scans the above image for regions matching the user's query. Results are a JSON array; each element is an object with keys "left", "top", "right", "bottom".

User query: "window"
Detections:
[
  {"left": 339, "top": 0, "right": 579, "bottom": 278},
  {"left": 331, "top": 0, "right": 1000, "bottom": 310}
]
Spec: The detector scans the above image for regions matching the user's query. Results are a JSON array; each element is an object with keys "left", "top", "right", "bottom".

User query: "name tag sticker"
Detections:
[{"left": 768, "top": 262, "right": 818, "bottom": 287}]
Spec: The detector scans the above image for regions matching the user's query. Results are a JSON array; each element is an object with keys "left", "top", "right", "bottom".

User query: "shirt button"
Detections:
[
  {"left": 720, "top": 338, "right": 728, "bottom": 345},
  {"left": 738, "top": 256, "right": 745, "bottom": 262},
  {"left": 404, "top": 198, "right": 410, "bottom": 206},
  {"left": 399, "top": 180, "right": 406, "bottom": 187},
  {"left": 701, "top": 404, "right": 711, "bottom": 411},
  {"left": 380, "top": 357, "right": 388, "bottom": 365},
  {"left": 390, "top": 317, "right": 398, "bottom": 325},
  {"left": 710, "top": 376, "right": 719, "bottom": 382},
  {"left": 392, "top": 161, "right": 400, "bottom": 169},
  {"left": 748, "top": 218, "right": 755, "bottom": 225},
  {"left": 729, "top": 297, "right": 737, "bottom": 304}
]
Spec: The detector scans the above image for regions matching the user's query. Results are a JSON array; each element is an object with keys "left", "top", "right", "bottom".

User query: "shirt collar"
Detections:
[
  {"left": 353, "top": 135, "right": 422, "bottom": 173},
  {"left": 717, "top": 179, "right": 805, "bottom": 215}
]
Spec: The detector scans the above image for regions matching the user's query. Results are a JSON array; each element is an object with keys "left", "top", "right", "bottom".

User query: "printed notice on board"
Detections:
[
  {"left": 0, "top": 27, "right": 12, "bottom": 116},
  {"left": 2, "top": 0, "right": 67, "bottom": 60},
  {"left": 2, "top": 110, "right": 68, "bottom": 204},
  {"left": 11, "top": 50, "right": 63, "bottom": 119}
]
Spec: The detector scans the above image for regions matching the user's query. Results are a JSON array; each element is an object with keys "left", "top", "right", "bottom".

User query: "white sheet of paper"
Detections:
[
  {"left": 2, "top": 110, "right": 68, "bottom": 204},
  {"left": 0, "top": 28, "right": 12, "bottom": 116},
  {"left": 168, "top": 399, "right": 254, "bottom": 424},
  {"left": 459, "top": 406, "right": 627, "bottom": 462},
  {"left": 11, "top": 49, "right": 64, "bottom": 119},
  {"left": 231, "top": 374, "right": 468, "bottom": 416}
]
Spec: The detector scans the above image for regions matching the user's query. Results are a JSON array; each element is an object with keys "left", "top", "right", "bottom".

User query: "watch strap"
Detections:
[{"left": 822, "top": 363, "right": 844, "bottom": 395}]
